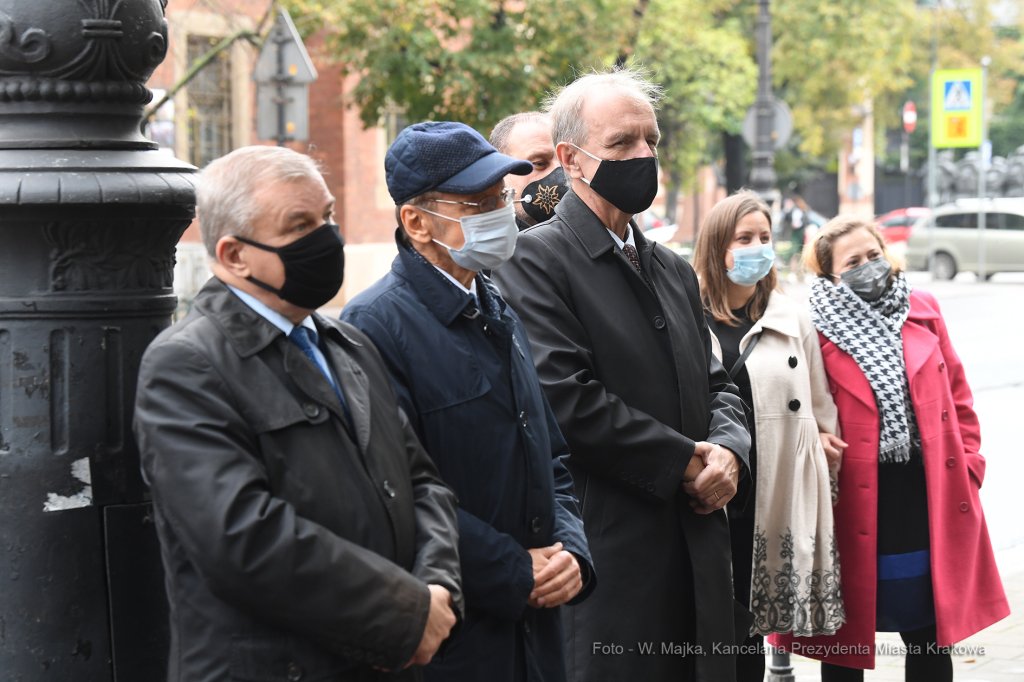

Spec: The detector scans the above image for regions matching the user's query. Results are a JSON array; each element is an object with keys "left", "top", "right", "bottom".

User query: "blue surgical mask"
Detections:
[
  {"left": 421, "top": 203, "right": 519, "bottom": 271},
  {"left": 727, "top": 243, "right": 775, "bottom": 286}
]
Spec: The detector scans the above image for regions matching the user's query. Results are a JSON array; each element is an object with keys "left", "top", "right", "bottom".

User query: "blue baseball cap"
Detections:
[{"left": 385, "top": 121, "right": 533, "bottom": 204}]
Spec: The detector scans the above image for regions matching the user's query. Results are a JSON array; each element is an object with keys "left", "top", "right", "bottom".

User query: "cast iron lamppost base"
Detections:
[{"left": 0, "top": 1, "right": 196, "bottom": 678}]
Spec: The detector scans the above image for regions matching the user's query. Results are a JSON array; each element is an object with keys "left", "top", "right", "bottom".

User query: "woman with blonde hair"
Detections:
[
  {"left": 693, "top": 190, "right": 847, "bottom": 681},
  {"left": 771, "top": 215, "right": 1009, "bottom": 681}
]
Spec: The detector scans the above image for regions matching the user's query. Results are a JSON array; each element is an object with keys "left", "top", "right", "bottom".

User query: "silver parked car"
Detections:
[{"left": 905, "top": 198, "right": 1024, "bottom": 279}]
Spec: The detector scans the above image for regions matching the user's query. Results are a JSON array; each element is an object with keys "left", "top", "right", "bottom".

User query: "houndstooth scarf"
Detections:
[{"left": 809, "top": 272, "right": 920, "bottom": 464}]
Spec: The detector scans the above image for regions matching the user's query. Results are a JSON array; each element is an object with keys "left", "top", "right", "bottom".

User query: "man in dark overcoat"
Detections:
[
  {"left": 342, "top": 122, "right": 594, "bottom": 682},
  {"left": 491, "top": 68, "right": 751, "bottom": 681},
  {"left": 133, "top": 146, "right": 463, "bottom": 681}
]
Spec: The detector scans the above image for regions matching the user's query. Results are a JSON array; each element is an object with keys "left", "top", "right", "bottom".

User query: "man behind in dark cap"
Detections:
[{"left": 342, "top": 121, "right": 594, "bottom": 682}]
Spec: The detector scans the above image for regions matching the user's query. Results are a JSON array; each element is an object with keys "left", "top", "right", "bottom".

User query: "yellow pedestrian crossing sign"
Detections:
[{"left": 932, "top": 69, "right": 982, "bottom": 147}]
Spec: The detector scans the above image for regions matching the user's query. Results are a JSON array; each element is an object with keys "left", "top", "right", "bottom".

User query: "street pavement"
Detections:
[{"left": 778, "top": 271, "right": 1024, "bottom": 681}]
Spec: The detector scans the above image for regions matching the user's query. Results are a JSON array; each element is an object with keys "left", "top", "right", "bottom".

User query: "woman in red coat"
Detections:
[{"left": 770, "top": 216, "right": 1009, "bottom": 681}]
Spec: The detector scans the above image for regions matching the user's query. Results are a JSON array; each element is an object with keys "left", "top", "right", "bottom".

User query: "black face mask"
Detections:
[
  {"left": 521, "top": 166, "right": 570, "bottom": 225},
  {"left": 235, "top": 223, "right": 345, "bottom": 310},
  {"left": 571, "top": 143, "right": 659, "bottom": 215}
]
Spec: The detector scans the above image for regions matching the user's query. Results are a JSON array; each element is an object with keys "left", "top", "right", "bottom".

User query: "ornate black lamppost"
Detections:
[
  {"left": 749, "top": 0, "right": 778, "bottom": 197},
  {"left": 0, "top": 0, "right": 195, "bottom": 678}
]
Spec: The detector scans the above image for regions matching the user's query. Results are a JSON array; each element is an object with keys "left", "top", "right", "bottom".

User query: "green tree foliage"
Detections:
[
  {"left": 635, "top": 0, "right": 756, "bottom": 210},
  {"left": 285, "top": 0, "right": 635, "bottom": 131},
  {"left": 771, "top": 0, "right": 918, "bottom": 157},
  {"left": 638, "top": 0, "right": 756, "bottom": 183}
]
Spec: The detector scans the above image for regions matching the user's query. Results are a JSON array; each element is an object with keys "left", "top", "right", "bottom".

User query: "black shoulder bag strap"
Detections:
[{"left": 728, "top": 331, "right": 764, "bottom": 380}]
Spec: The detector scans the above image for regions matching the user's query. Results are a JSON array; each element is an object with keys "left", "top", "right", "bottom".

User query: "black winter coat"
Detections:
[
  {"left": 342, "top": 240, "right": 594, "bottom": 682},
  {"left": 491, "top": 191, "right": 751, "bottom": 682},
  {"left": 133, "top": 279, "right": 463, "bottom": 682}
]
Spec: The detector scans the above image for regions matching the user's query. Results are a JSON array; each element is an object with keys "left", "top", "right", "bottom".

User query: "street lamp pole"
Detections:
[
  {"left": 978, "top": 55, "right": 990, "bottom": 281},
  {"left": 750, "top": 0, "right": 777, "bottom": 198},
  {"left": 926, "top": 0, "right": 938, "bottom": 278}
]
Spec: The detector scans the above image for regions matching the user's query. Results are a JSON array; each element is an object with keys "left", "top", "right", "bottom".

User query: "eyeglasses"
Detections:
[{"left": 429, "top": 187, "right": 517, "bottom": 214}]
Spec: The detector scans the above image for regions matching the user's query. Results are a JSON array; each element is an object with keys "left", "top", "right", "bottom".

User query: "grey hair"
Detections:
[
  {"left": 543, "top": 65, "right": 664, "bottom": 148},
  {"left": 489, "top": 112, "right": 550, "bottom": 154},
  {"left": 197, "top": 146, "right": 324, "bottom": 257}
]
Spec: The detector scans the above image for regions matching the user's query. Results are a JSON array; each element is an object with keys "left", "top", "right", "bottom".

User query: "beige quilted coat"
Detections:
[{"left": 712, "top": 290, "right": 846, "bottom": 637}]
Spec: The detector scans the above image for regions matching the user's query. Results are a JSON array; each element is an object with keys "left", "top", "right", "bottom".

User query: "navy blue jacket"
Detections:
[{"left": 342, "top": 238, "right": 594, "bottom": 682}]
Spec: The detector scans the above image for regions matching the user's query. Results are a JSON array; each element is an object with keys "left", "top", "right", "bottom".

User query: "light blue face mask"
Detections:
[
  {"left": 420, "top": 203, "right": 519, "bottom": 272},
  {"left": 727, "top": 243, "right": 775, "bottom": 286}
]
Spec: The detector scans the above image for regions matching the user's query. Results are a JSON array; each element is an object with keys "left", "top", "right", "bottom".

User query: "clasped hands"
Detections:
[
  {"left": 681, "top": 441, "right": 741, "bottom": 514},
  {"left": 527, "top": 542, "right": 583, "bottom": 609},
  {"left": 401, "top": 542, "right": 583, "bottom": 670}
]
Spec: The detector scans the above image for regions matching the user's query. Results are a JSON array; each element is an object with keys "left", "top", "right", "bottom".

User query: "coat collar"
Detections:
[
  {"left": 553, "top": 189, "right": 666, "bottom": 278},
  {"left": 819, "top": 289, "right": 941, "bottom": 411},
  {"left": 903, "top": 289, "right": 940, "bottom": 381},
  {"left": 392, "top": 232, "right": 502, "bottom": 326},
  {"left": 743, "top": 290, "right": 802, "bottom": 345},
  {"left": 193, "top": 278, "right": 361, "bottom": 359}
]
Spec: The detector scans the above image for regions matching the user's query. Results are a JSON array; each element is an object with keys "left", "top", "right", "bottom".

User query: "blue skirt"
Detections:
[{"left": 876, "top": 456, "right": 936, "bottom": 633}]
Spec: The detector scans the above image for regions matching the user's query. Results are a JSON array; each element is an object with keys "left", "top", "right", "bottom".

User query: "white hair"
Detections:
[
  {"left": 543, "top": 65, "right": 664, "bottom": 148},
  {"left": 197, "top": 146, "right": 324, "bottom": 257}
]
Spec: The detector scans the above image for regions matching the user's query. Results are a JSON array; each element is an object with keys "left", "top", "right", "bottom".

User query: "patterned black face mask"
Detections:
[
  {"left": 521, "top": 167, "right": 570, "bottom": 224},
  {"left": 236, "top": 223, "right": 345, "bottom": 310}
]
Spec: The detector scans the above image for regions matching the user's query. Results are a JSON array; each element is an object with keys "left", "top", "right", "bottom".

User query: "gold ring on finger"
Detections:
[{"left": 714, "top": 490, "right": 720, "bottom": 501}]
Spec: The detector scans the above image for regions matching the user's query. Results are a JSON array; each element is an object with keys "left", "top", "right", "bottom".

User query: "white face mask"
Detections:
[{"left": 420, "top": 203, "right": 519, "bottom": 272}]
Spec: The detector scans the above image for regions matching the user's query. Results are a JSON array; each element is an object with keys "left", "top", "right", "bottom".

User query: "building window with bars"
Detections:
[
  {"left": 187, "top": 35, "right": 233, "bottom": 168},
  {"left": 385, "top": 104, "right": 409, "bottom": 148}
]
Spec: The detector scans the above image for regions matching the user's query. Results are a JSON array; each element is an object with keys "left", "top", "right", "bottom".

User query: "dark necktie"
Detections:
[
  {"left": 622, "top": 242, "right": 650, "bottom": 286},
  {"left": 288, "top": 326, "right": 352, "bottom": 424}
]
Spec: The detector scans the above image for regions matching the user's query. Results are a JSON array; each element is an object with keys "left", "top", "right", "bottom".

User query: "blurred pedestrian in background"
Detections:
[
  {"left": 490, "top": 112, "right": 570, "bottom": 230},
  {"left": 133, "top": 146, "right": 463, "bottom": 681},
  {"left": 694, "top": 190, "right": 847, "bottom": 682},
  {"left": 343, "top": 121, "right": 594, "bottom": 682},
  {"left": 772, "top": 216, "right": 1010, "bottom": 681},
  {"left": 493, "top": 66, "right": 751, "bottom": 682}
]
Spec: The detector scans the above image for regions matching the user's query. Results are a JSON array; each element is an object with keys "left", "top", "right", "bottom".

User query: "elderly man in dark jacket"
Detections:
[
  {"left": 342, "top": 122, "right": 594, "bottom": 682},
  {"left": 491, "top": 69, "right": 751, "bottom": 681},
  {"left": 133, "top": 145, "right": 463, "bottom": 682}
]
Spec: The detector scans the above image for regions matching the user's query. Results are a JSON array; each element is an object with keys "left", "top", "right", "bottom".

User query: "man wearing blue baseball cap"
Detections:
[{"left": 342, "top": 121, "right": 594, "bottom": 682}]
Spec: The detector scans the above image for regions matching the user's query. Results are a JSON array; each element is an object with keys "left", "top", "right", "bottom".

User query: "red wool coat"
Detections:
[{"left": 771, "top": 289, "right": 1009, "bottom": 669}]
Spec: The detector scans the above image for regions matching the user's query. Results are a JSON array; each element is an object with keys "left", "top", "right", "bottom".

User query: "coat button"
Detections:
[
  {"left": 646, "top": 482, "right": 656, "bottom": 492},
  {"left": 829, "top": 382, "right": 837, "bottom": 395},
  {"left": 653, "top": 316, "right": 666, "bottom": 329},
  {"left": 947, "top": 457, "right": 956, "bottom": 467},
  {"left": 382, "top": 480, "right": 396, "bottom": 498},
  {"left": 620, "top": 471, "right": 629, "bottom": 481},
  {"left": 287, "top": 663, "right": 303, "bottom": 681},
  {"left": 531, "top": 517, "right": 542, "bottom": 533},
  {"left": 303, "top": 402, "right": 320, "bottom": 418},
  {"left": 524, "top": 621, "right": 532, "bottom": 633},
  {"left": 482, "top": 323, "right": 490, "bottom": 334},
  {"left": 788, "top": 399, "right": 801, "bottom": 412},
  {"left": 637, "top": 477, "right": 646, "bottom": 487},
  {"left": 519, "top": 411, "right": 529, "bottom": 427},
  {"left": 939, "top": 361, "right": 945, "bottom": 371},
  {"left": 789, "top": 356, "right": 798, "bottom": 368},
  {"left": 960, "top": 502, "right": 969, "bottom": 512},
  {"left": 942, "top": 410, "right": 948, "bottom": 421},
  {"left": 629, "top": 475, "right": 637, "bottom": 485}
]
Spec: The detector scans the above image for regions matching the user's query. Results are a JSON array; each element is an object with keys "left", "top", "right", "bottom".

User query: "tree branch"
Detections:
[{"left": 142, "top": 0, "right": 277, "bottom": 131}]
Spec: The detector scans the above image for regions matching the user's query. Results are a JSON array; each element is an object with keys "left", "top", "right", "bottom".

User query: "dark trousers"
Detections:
[
  {"left": 820, "top": 625, "right": 952, "bottom": 682},
  {"left": 730, "top": 512, "right": 765, "bottom": 682}
]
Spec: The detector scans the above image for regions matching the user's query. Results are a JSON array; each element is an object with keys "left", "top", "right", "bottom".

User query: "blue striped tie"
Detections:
[{"left": 288, "top": 326, "right": 352, "bottom": 424}]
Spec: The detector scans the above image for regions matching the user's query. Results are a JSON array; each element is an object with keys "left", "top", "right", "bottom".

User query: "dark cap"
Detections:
[{"left": 385, "top": 121, "right": 533, "bottom": 204}]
